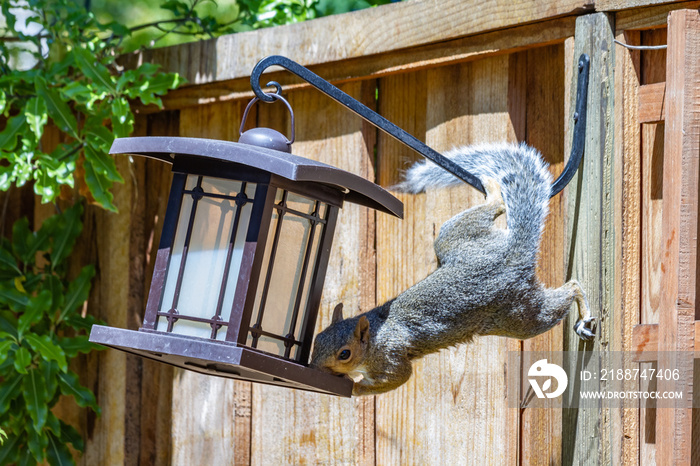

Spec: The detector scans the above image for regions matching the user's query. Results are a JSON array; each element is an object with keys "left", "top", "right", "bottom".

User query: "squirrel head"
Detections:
[{"left": 309, "top": 303, "right": 371, "bottom": 376}]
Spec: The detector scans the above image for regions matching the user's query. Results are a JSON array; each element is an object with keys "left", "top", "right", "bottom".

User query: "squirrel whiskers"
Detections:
[{"left": 310, "top": 143, "right": 596, "bottom": 396}]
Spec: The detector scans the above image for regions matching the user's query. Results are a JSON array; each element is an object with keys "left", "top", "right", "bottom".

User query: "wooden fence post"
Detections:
[
  {"left": 563, "top": 12, "right": 616, "bottom": 465},
  {"left": 657, "top": 9, "right": 700, "bottom": 466}
]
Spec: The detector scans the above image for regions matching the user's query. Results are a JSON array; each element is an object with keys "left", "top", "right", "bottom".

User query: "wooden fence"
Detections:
[{"left": 24, "top": 0, "right": 700, "bottom": 464}]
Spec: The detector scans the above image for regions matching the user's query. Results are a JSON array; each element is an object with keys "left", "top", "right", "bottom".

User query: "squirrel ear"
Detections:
[
  {"left": 331, "top": 303, "right": 344, "bottom": 324},
  {"left": 354, "top": 316, "right": 370, "bottom": 343}
]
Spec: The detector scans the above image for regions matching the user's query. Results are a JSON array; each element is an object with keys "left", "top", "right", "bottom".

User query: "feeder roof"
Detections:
[{"left": 110, "top": 137, "right": 403, "bottom": 218}]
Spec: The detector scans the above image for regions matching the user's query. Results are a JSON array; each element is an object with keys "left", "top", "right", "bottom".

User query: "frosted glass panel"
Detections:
[
  {"left": 247, "top": 190, "right": 326, "bottom": 358},
  {"left": 216, "top": 183, "right": 256, "bottom": 341},
  {"left": 156, "top": 175, "right": 256, "bottom": 340}
]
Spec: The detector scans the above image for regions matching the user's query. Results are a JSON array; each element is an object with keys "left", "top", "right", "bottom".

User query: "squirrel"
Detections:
[{"left": 309, "top": 142, "right": 597, "bottom": 396}]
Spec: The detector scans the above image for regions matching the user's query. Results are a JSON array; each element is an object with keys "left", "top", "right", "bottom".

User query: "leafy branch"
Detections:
[{"left": 0, "top": 203, "right": 99, "bottom": 465}]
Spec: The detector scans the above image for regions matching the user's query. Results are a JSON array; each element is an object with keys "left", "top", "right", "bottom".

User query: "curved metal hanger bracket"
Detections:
[{"left": 250, "top": 54, "right": 590, "bottom": 198}]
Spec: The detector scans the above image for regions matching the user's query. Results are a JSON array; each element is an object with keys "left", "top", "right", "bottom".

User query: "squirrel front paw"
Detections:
[{"left": 574, "top": 317, "right": 596, "bottom": 341}]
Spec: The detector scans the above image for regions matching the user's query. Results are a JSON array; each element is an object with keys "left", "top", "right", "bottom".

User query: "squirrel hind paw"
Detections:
[{"left": 574, "top": 317, "right": 597, "bottom": 341}]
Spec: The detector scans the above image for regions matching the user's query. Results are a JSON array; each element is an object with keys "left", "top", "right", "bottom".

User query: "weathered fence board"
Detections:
[
  {"left": 657, "top": 9, "right": 700, "bottom": 466},
  {"left": 519, "top": 43, "right": 567, "bottom": 466},
  {"left": 373, "top": 54, "right": 515, "bottom": 466},
  {"left": 127, "top": 0, "right": 592, "bottom": 88},
  {"left": 247, "top": 81, "right": 378, "bottom": 465},
  {"left": 613, "top": 27, "right": 642, "bottom": 466},
  {"left": 562, "top": 12, "right": 616, "bottom": 465}
]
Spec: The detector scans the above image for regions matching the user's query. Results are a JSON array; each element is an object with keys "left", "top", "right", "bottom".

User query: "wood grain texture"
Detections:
[
  {"left": 520, "top": 44, "right": 566, "bottom": 466},
  {"left": 126, "top": 0, "right": 591, "bottom": 89},
  {"left": 82, "top": 156, "right": 133, "bottom": 465},
  {"left": 249, "top": 81, "right": 377, "bottom": 466},
  {"left": 172, "top": 101, "right": 253, "bottom": 466},
  {"left": 374, "top": 55, "right": 515, "bottom": 466},
  {"left": 137, "top": 112, "right": 180, "bottom": 466},
  {"left": 615, "top": 1, "right": 699, "bottom": 31},
  {"left": 597, "top": 0, "right": 683, "bottom": 12},
  {"left": 143, "top": 16, "right": 577, "bottom": 113},
  {"left": 657, "top": 9, "right": 700, "bottom": 466},
  {"left": 640, "top": 28, "right": 666, "bottom": 334},
  {"left": 639, "top": 82, "right": 666, "bottom": 123},
  {"left": 562, "top": 12, "right": 616, "bottom": 466},
  {"left": 632, "top": 322, "right": 700, "bottom": 354},
  {"left": 638, "top": 28, "right": 667, "bottom": 465},
  {"left": 613, "top": 29, "right": 642, "bottom": 466}
]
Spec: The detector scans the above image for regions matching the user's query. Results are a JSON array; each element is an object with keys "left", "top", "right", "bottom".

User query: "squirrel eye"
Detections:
[{"left": 338, "top": 349, "right": 351, "bottom": 360}]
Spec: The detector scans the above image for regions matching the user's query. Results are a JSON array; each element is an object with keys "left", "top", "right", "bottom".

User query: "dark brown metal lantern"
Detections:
[{"left": 89, "top": 96, "right": 403, "bottom": 396}]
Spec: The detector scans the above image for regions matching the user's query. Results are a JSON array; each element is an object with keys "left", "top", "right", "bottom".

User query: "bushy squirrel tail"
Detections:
[{"left": 396, "top": 142, "right": 552, "bottom": 257}]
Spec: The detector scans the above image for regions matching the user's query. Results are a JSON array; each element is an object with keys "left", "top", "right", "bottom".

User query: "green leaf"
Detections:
[
  {"left": 0, "top": 247, "right": 21, "bottom": 277},
  {"left": 0, "top": 311, "right": 17, "bottom": 337},
  {"left": 49, "top": 203, "right": 83, "bottom": 267},
  {"left": 11, "top": 215, "right": 52, "bottom": 265},
  {"left": 41, "top": 360, "right": 59, "bottom": 401},
  {"left": 0, "top": 91, "right": 6, "bottom": 115},
  {"left": 110, "top": 97, "right": 133, "bottom": 138},
  {"left": 64, "top": 313, "right": 98, "bottom": 331},
  {"left": 57, "top": 371, "right": 99, "bottom": 413},
  {"left": 12, "top": 217, "right": 33, "bottom": 262},
  {"left": 0, "top": 373, "right": 23, "bottom": 414},
  {"left": 14, "top": 346, "right": 32, "bottom": 374},
  {"left": 18, "top": 448, "right": 39, "bottom": 466},
  {"left": 83, "top": 157, "right": 117, "bottom": 212},
  {"left": 84, "top": 125, "right": 114, "bottom": 152},
  {"left": 59, "top": 335, "right": 95, "bottom": 358},
  {"left": 73, "top": 46, "right": 116, "bottom": 94},
  {"left": 0, "top": 432, "right": 20, "bottom": 465},
  {"left": 59, "top": 421, "right": 83, "bottom": 452},
  {"left": 84, "top": 144, "right": 123, "bottom": 183},
  {"left": 44, "top": 274, "right": 64, "bottom": 313},
  {"left": 18, "top": 290, "right": 52, "bottom": 337},
  {"left": 23, "top": 369, "right": 48, "bottom": 432},
  {"left": 35, "top": 76, "right": 79, "bottom": 140},
  {"left": 33, "top": 166, "right": 60, "bottom": 203},
  {"left": 0, "top": 114, "right": 27, "bottom": 151},
  {"left": 0, "top": 340, "right": 13, "bottom": 365},
  {"left": 0, "top": 281, "right": 30, "bottom": 310},
  {"left": 24, "top": 97, "right": 48, "bottom": 140},
  {"left": 26, "top": 422, "right": 48, "bottom": 463},
  {"left": 46, "top": 431, "right": 74, "bottom": 466},
  {"left": 161, "top": 0, "right": 191, "bottom": 16},
  {"left": 24, "top": 334, "right": 67, "bottom": 373},
  {"left": 61, "top": 265, "right": 94, "bottom": 322},
  {"left": 45, "top": 412, "right": 60, "bottom": 436}
]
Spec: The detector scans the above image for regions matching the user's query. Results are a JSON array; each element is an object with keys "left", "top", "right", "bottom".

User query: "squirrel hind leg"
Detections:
[{"left": 566, "top": 280, "right": 596, "bottom": 341}]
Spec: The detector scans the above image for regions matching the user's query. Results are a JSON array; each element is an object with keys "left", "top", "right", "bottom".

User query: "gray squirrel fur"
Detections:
[{"left": 310, "top": 142, "right": 596, "bottom": 396}]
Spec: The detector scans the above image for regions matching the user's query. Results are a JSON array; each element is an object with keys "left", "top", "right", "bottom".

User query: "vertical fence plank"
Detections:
[
  {"left": 374, "top": 55, "right": 515, "bottom": 465},
  {"left": 657, "top": 9, "right": 700, "bottom": 466},
  {"left": 637, "top": 27, "right": 667, "bottom": 465},
  {"left": 138, "top": 111, "right": 180, "bottom": 466},
  {"left": 173, "top": 101, "right": 252, "bottom": 466},
  {"left": 520, "top": 43, "right": 566, "bottom": 466},
  {"left": 613, "top": 29, "right": 642, "bottom": 466},
  {"left": 250, "top": 81, "right": 377, "bottom": 466},
  {"left": 80, "top": 152, "right": 134, "bottom": 466},
  {"left": 562, "top": 12, "right": 616, "bottom": 465}
]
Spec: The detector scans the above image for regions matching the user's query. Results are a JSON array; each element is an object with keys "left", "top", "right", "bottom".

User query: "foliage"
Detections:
[
  {"left": 236, "top": 0, "right": 395, "bottom": 29},
  {"left": 0, "top": 203, "right": 100, "bottom": 465},
  {"left": 0, "top": 0, "right": 192, "bottom": 211}
]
